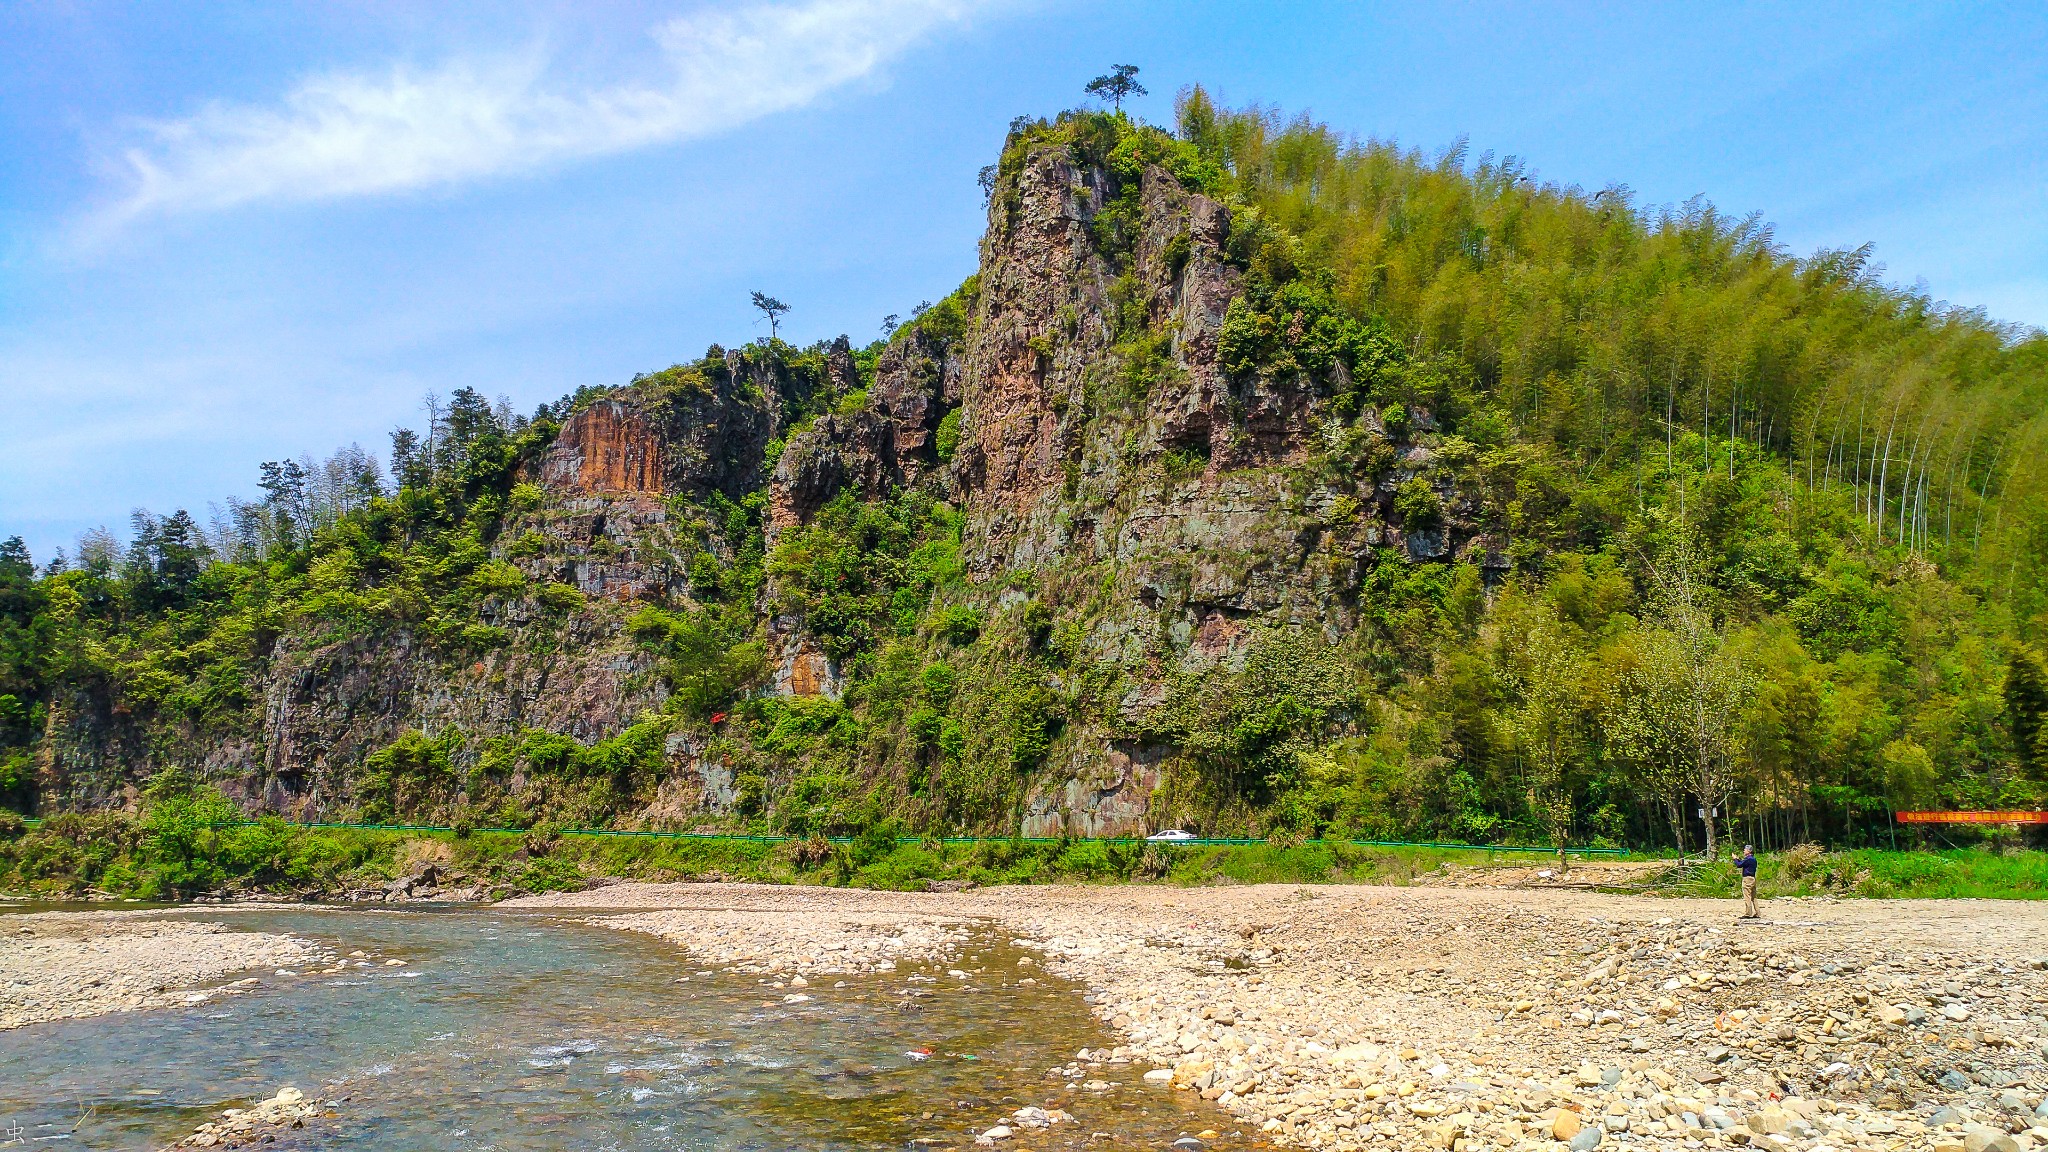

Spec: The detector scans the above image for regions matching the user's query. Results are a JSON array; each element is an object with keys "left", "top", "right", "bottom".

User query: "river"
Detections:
[{"left": 0, "top": 905, "right": 1255, "bottom": 1150}]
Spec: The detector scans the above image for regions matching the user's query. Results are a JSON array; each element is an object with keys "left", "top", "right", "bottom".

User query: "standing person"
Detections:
[{"left": 1736, "top": 844, "right": 1760, "bottom": 919}]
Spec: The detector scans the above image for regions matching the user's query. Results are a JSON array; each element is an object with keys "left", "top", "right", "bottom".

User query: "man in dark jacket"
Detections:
[{"left": 1737, "top": 845, "right": 1760, "bottom": 919}]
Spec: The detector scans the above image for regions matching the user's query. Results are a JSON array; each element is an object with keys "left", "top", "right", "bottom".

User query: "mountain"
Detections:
[{"left": 5, "top": 92, "right": 2047, "bottom": 853}]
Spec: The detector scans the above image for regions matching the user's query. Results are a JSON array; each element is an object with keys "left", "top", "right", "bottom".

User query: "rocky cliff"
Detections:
[
  {"left": 751, "top": 137, "right": 1498, "bottom": 836},
  {"left": 37, "top": 118, "right": 1496, "bottom": 836}
]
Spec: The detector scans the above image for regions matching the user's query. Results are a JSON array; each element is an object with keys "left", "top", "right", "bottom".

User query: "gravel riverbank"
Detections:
[
  {"left": 0, "top": 910, "right": 330, "bottom": 1031},
  {"left": 601, "top": 903, "right": 971, "bottom": 976},
  {"left": 514, "top": 882, "right": 2048, "bottom": 1152}
]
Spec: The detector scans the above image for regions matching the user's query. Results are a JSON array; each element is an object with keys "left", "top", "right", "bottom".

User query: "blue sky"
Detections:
[{"left": 3, "top": 0, "right": 2044, "bottom": 565}]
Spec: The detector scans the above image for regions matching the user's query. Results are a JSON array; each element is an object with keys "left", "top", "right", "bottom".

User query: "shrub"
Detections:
[
  {"left": 518, "top": 855, "right": 585, "bottom": 893},
  {"left": 627, "top": 605, "right": 763, "bottom": 718},
  {"left": 0, "top": 749, "right": 31, "bottom": 812},
  {"left": 358, "top": 730, "right": 459, "bottom": 823},
  {"left": 912, "top": 293, "right": 969, "bottom": 346},
  {"left": 782, "top": 835, "right": 833, "bottom": 870},
  {"left": 1267, "top": 825, "right": 1309, "bottom": 850},
  {"left": 1162, "top": 446, "right": 1207, "bottom": 482},
  {"left": 535, "top": 582, "right": 583, "bottom": 612},
  {"left": 524, "top": 824, "right": 561, "bottom": 857},
  {"left": 1781, "top": 842, "right": 1824, "bottom": 879},
  {"left": 136, "top": 768, "right": 243, "bottom": 897},
  {"left": 933, "top": 604, "right": 983, "bottom": 646},
  {"left": 907, "top": 707, "right": 945, "bottom": 754},
  {"left": 1019, "top": 600, "right": 1055, "bottom": 650},
  {"left": 1394, "top": 477, "right": 1443, "bottom": 528},
  {"left": 848, "top": 818, "right": 902, "bottom": 868},
  {"left": 935, "top": 409, "right": 963, "bottom": 462}
]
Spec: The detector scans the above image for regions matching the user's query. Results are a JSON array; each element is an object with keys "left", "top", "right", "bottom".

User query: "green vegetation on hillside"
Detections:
[
  {"left": 1204, "top": 88, "right": 2046, "bottom": 846},
  {"left": 3, "top": 91, "right": 2047, "bottom": 865},
  {"left": 961, "top": 96, "right": 2048, "bottom": 853},
  {"left": 4, "top": 800, "right": 2042, "bottom": 900}
]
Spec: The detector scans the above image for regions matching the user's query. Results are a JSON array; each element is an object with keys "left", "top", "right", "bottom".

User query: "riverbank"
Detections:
[
  {"left": 8, "top": 813, "right": 2047, "bottom": 903},
  {"left": 0, "top": 909, "right": 335, "bottom": 1031},
  {"left": 1, "top": 902, "right": 1271, "bottom": 1152},
  {"left": 516, "top": 882, "right": 2048, "bottom": 1152}
]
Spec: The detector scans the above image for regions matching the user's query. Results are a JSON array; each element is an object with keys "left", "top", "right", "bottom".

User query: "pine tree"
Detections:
[
  {"left": 750, "top": 292, "right": 791, "bottom": 340},
  {"left": 1085, "top": 65, "right": 1146, "bottom": 112}
]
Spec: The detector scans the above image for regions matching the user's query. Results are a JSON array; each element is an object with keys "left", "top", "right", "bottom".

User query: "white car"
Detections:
[{"left": 1145, "top": 829, "right": 1197, "bottom": 842}]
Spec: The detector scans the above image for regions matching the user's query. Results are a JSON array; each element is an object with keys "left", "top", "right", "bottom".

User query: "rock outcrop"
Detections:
[
  {"left": 538, "top": 401, "right": 668, "bottom": 496},
  {"left": 38, "top": 133, "right": 1503, "bottom": 836}
]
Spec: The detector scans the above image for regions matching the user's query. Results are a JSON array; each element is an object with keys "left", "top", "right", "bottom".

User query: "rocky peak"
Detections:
[
  {"left": 946, "top": 144, "right": 1270, "bottom": 579},
  {"left": 949, "top": 146, "right": 1118, "bottom": 530},
  {"left": 766, "top": 410, "right": 899, "bottom": 550}
]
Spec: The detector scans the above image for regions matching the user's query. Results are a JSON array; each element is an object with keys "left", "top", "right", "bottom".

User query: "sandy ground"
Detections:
[
  {"left": 0, "top": 910, "right": 331, "bottom": 1031},
  {"left": 513, "top": 882, "right": 2048, "bottom": 1152}
]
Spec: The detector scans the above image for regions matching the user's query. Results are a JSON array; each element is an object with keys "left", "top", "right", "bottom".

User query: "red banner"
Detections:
[{"left": 1895, "top": 810, "right": 2048, "bottom": 824}]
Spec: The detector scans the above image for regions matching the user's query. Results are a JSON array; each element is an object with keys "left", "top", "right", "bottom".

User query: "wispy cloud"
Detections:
[{"left": 100, "top": 0, "right": 981, "bottom": 223}]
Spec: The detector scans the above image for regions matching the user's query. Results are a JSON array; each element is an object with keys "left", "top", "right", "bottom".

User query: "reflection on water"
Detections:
[{"left": 0, "top": 907, "right": 1259, "bottom": 1151}]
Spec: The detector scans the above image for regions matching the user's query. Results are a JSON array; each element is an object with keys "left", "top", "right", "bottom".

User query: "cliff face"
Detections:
[
  {"left": 754, "top": 144, "right": 1496, "bottom": 836},
  {"left": 41, "top": 133, "right": 1497, "bottom": 835},
  {"left": 43, "top": 350, "right": 818, "bottom": 820}
]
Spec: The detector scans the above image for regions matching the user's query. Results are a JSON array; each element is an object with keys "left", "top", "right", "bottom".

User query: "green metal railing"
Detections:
[{"left": 193, "top": 819, "right": 1628, "bottom": 856}]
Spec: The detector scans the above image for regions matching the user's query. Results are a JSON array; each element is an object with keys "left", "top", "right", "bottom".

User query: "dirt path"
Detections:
[{"left": 515, "top": 882, "right": 2048, "bottom": 1152}]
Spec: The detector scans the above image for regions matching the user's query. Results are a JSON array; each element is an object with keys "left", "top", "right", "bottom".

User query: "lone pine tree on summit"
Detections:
[
  {"left": 1085, "top": 65, "right": 1145, "bottom": 111},
  {"left": 750, "top": 291, "right": 790, "bottom": 340}
]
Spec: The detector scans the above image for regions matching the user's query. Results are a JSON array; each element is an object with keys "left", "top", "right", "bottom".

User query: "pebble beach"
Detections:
[
  {"left": 0, "top": 910, "right": 329, "bottom": 1031},
  {"left": 513, "top": 882, "right": 2048, "bottom": 1152}
]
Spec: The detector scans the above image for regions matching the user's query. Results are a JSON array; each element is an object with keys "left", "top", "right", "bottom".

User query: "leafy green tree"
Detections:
[
  {"left": 137, "top": 768, "right": 240, "bottom": 896},
  {"left": 628, "top": 605, "right": 765, "bottom": 718},
  {"left": 0, "top": 536, "right": 49, "bottom": 777},
  {"left": 1147, "top": 628, "right": 1350, "bottom": 816},
  {"left": 1598, "top": 631, "right": 1692, "bottom": 852},
  {"left": 1642, "top": 539, "right": 1755, "bottom": 858},
  {"left": 1495, "top": 596, "right": 1589, "bottom": 867},
  {"left": 123, "top": 509, "right": 208, "bottom": 612}
]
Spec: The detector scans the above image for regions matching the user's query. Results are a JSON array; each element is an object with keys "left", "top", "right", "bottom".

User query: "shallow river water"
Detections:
[{"left": 0, "top": 906, "right": 1256, "bottom": 1151}]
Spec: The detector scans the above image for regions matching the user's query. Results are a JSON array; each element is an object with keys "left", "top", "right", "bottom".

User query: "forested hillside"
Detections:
[{"left": 5, "top": 89, "right": 2047, "bottom": 858}]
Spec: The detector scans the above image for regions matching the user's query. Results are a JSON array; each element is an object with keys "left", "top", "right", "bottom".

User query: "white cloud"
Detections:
[{"left": 101, "top": 0, "right": 981, "bottom": 222}]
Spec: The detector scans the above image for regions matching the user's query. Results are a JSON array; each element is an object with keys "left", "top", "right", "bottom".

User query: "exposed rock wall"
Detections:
[
  {"left": 538, "top": 401, "right": 667, "bottom": 495},
  {"left": 933, "top": 149, "right": 1479, "bottom": 831},
  {"left": 245, "top": 618, "right": 665, "bottom": 817},
  {"left": 950, "top": 152, "right": 1114, "bottom": 526},
  {"left": 869, "top": 329, "right": 959, "bottom": 484},
  {"left": 214, "top": 370, "right": 789, "bottom": 816},
  {"left": 39, "top": 348, "right": 817, "bottom": 817},
  {"left": 766, "top": 331, "right": 957, "bottom": 547}
]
